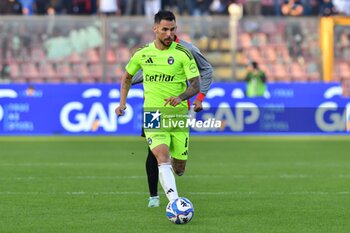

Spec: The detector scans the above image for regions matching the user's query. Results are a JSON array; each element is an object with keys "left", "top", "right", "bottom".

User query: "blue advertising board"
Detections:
[{"left": 0, "top": 83, "right": 349, "bottom": 135}]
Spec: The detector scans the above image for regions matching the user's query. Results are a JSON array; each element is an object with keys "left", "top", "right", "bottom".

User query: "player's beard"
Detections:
[{"left": 161, "top": 37, "right": 173, "bottom": 47}]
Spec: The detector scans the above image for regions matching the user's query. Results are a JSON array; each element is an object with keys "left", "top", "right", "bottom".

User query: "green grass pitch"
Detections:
[{"left": 1, "top": 136, "right": 350, "bottom": 233}]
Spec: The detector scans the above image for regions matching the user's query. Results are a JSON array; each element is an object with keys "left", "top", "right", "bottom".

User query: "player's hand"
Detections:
[
  {"left": 164, "top": 96, "right": 182, "bottom": 107},
  {"left": 115, "top": 105, "right": 126, "bottom": 116},
  {"left": 193, "top": 99, "right": 203, "bottom": 112}
]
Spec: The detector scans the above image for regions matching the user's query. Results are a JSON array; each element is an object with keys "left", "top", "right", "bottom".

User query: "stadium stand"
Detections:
[
  {"left": 0, "top": 12, "right": 349, "bottom": 83},
  {"left": 38, "top": 62, "right": 58, "bottom": 82}
]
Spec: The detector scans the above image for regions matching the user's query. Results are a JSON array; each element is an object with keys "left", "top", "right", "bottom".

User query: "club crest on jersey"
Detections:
[
  {"left": 168, "top": 56, "right": 174, "bottom": 65},
  {"left": 190, "top": 63, "right": 198, "bottom": 73}
]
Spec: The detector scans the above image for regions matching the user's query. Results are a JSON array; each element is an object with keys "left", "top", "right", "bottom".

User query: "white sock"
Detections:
[{"left": 158, "top": 163, "right": 179, "bottom": 202}]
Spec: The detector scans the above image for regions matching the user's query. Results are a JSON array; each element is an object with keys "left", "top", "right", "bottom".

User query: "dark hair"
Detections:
[
  {"left": 251, "top": 61, "right": 258, "bottom": 69},
  {"left": 154, "top": 10, "right": 176, "bottom": 24}
]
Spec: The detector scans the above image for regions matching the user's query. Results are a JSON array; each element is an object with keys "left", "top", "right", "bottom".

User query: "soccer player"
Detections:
[
  {"left": 115, "top": 10, "right": 200, "bottom": 204},
  {"left": 132, "top": 37, "right": 213, "bottom": 207}
]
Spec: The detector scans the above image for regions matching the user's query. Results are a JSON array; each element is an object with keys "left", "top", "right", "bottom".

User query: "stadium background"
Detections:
[{"left": 1, "top": 1, "right": 350, "bottom": 134}]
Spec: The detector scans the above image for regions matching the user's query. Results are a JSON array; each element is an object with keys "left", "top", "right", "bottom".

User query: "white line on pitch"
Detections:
[
  {"left": 0, "top": 191, "right": 349, "bottom": 196},
  {"left": 1, "top": 174, "right": 350, "bottom": 181},
  {"left": 0, "top": 163, "right": 130, "bottom": 167},
  {"left": 0, "top": 175, "right": 223, "bottom": 180}
]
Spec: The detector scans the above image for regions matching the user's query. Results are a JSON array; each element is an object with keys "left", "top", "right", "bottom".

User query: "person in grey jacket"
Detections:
[{"left": 131, "top": 35, "right": 213, "bottom": 207}]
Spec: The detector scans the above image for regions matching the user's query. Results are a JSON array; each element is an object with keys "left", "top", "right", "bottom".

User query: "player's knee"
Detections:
[
  {"left": 173, "top": 166, "right": 185, "bottom": 176},
  {"left": 174, "top": 170, "right": 184, "bottom": 176},
  {"left": 171, "top": 158, "right": 187, "bottom": 176}
]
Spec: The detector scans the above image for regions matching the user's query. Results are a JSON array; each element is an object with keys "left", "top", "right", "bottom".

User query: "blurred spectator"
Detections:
[
  {"left": 192, "top": 0, "right": 211, "bottom": 16},
  {"left": 162, "top": 0, "right": 176, "bottom": 11},
  {"left": 23, "top": 85, "right": 43, "bottom": 97},
  {"left": 123, "top": 0, "right": 143, "bottom": 15},
  {"left": 335, "top": 30, "right": 350, "bottom": 57},
  {"left": 312, "top": 0, "right": 321, "bottom": 14},
  {"left": 19, "top": 0, "right": 35, "bottom": 15},
  {"left": 333, "top": 0, "right": 350, "bottom": 16},
  {"left": 177, "top": 0, "right": 195, "bottom": 15},
  {"left": 281, "top": 0, "right": 304, "bottom": 64},
  {"left": 341, "top": 78, "right": 350, "bottom": 97},
  {"left": 91, "top": 0, "right": 98, "bottom": 14},
  {"left": 209, "top": 0, "right": 227, "bottom": 14},
  {"left": 245, "top": 61, "right": 267, "bottom": 97},
  {"left": 162, "top": 0, "right": 213, "bottom": 17},
  {"left": 97, "top": 0, "right": 121, "bottom": 16},
  {"left": 35, "top": 0, "right": 49, "bottom": 14},
  {"left": 60, "top": 0, "right": 97, "bottom": 14},
  {"left": 144, "top": 0, "right": 161, "bottom": 17},
  {"left": 38, "top": 0, "right": 64, "bottom": 15},
  {"left": 25, "top": 85, "right": 36, "bottom": 97},
  {"left": 286, "top": 22, "right": 304, "bottom": 63},
  {"left": 261, "top": 0, "right": 275, "bottom": 15},
  {"left": 0, "top": 0, "right": 23, "bottom": 15},
  {"left": 244, "top": 0, "right": 261, "bottom": 16},
  {"left": 52, "top": 0, "right": 66, "bottom": 14},
  {"left": 281, "top": 0, "right": 304, "bottom": 16},
  {"left": 162, "top": 0, "right": 211, "bottom": 16},
  {"left": 68, "top": 0, "right": 93, "bottom": 15},
  {"left": 320, "top": 0, "right": 337, "bottom": 16}
]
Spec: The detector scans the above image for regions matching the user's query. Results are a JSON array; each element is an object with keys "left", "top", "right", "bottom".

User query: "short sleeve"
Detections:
[
  {"left": 125, "top": 52, "right": 141, "bottom": 76},
  {"left": 183, "top": 57, "right": 200, "bottom": 80}
]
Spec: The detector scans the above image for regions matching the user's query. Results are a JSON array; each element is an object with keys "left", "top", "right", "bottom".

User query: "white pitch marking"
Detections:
[
  {"left": 0, "top": 162, "right": 131, "bottom": 167},
  {"left": 1, "top": 174, "right": 350, "bottom": 181},
  {"left": 0, "top": 191, "right": 349, "bottom": 196},
  {"left": 0, "top": 175, "right": 223, "bottom": 180}
]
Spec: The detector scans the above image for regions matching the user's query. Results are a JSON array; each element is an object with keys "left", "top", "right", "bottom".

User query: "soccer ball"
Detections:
[{"left": 166, "top": 197, "right": 194, "bottom": 224}]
